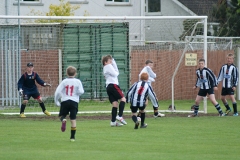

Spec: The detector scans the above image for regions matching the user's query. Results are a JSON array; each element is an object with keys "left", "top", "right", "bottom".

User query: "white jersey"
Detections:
[
  {"left": 139, "top": 66, "right": 156, "bottom": 85},
  {"left": 103, "top": 59, "right": 119, "bottom": 87},
  {"left": 54, "top": 78, "right": 84, "bottom": 106}
]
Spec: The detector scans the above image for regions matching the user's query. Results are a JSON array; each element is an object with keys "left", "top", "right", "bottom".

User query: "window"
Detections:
[
  {"left": 69, "top": 0, "right": 89, "bottom": 4},
  {"left": 15, "top": 0, "right": 40, "bottom": 1},
  {"left": 13, "top": 0, "right": 43, "bottom": 6},
  {"left": 145, "top": 0, "right": 161, "bottom": 15},
  {"left": 106, "top": 0, "right": 130, "bottom": 2}
]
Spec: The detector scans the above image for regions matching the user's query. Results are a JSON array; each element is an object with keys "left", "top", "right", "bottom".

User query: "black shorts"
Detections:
[
  {"left": 23, "top": 92, "right": 40, "bottom": 100},
  {"left": 221, "top": 88, "right": 234, "bottom": 96},
  {"left": 106, "top": 84, "right": 124, "bottom": 103},
  {"left": 198, "top": 88, "right": 214, "bottom": 97},
  {"left": 59, "top": 100, "right": 78, "bottom": 120},
  {"left": 130, "top": 105, "right": 146, "bottom": 113}
]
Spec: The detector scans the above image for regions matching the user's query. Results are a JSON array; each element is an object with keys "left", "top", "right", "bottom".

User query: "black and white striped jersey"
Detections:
[
  {"left": 217, "top": 64, "right": 238, "bottom": 88},
  {"left": 126, "top": 81, "right": 158, "bottom": 107},
  {"left": 195, "top": 67, "right": 218, "bottom": 89}
]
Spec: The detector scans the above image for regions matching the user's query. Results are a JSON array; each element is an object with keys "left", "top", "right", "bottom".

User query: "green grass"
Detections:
[{"left": 0, "top": 115, "right": 239, "bottom": 160}]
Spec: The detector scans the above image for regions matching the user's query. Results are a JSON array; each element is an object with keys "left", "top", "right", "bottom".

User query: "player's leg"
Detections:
[
  {"left": 59, "top": 101, "right": 70, "bottom": 132},
  {"left": 208, "top": 93, "right": 224, "bottom": 116},
  {"left": 138, "top": 99, "right": 148, "bottom": 117},
  {"left": 69, "top": 101, "right": 78, "bottom": 141},
  {"left": 20, "top": 93, "right": 30, "bottom": 118},
  {"left": 112, "top": 84, "right": 127, "bottom": 125},
  {"left": 229, "top": 94, "right": 238, "bottom": 116},
  {"left": 107, "top": 84, "right": 123, "bottom": 127},
  {"left": 188, "top": 90, "right": 203, "bottom": 117},
  {"left": 34, "top": 92, "right": 51, "bottom": 116},
  {"left": 139, "top": 106, "right": 147, "bottom": 128},
  {"left": 130, "top": 106, "right": 139, "bottom": 129},
  {"left": 221, "top": 88, "right": 231, "bottom": 115}
]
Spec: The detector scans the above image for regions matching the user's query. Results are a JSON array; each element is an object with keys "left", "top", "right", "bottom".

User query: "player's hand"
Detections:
[
  {"left": 44, "top": 83, "right": 52, "bottom": 87},
  {"left": 232, "top": 87, "right": 236, "bottom": 91},
  {"left": 193, "top": 86, "right": 197, "bottom": 89},
  {"left": 214, "top": 87, "right": 218, "bottom": 91},
  {"left": 19, "top": 89, "right": 23, "bottom": 96},
  {"left": 56, "top": 102, "right": 61, "bottom": 107}
]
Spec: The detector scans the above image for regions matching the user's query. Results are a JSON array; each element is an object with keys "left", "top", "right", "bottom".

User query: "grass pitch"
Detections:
[{"left": 0, "top": 114, "right": 239, "bottom": 160}]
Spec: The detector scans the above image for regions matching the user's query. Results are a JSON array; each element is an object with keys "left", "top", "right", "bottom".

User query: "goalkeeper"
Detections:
[{"left": 17, "top": 62, "right": 52, "bottom": 118}]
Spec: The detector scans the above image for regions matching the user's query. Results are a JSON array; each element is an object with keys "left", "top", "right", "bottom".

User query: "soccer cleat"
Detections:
[
  {"left": 153, "top": 112, "right": 165, "bottom": 118},
  {"left": 225, "top": 108, "right": 232, "bottom": 115},
  {"left": 110, "top": 121, "right": 123, "bottom": 127},
  {"left": 140, "top": 124, "right": 148, "bottom": 128},
  {"left": 188, "top": 114, "right": 198, "bottom": 117},
  {"left": 134, "top": 121, "right": 139, "bottom": 129},
  {"left": 44, "top": 110, "right": 51, "bottom": 116},
  {"left": 219, "top": 113, "right": 225, "bottom": 117},
  {"left": 61, "top": 119, "right": 67, "bottom": 132},
  {"left": 70, "top": 139, "right": 75, "bottom": 142},
  {"left": 116, "top": 115, "right": 127, "bottom": 125},
  {"left": 20, "top": 113, "right": 26, "bottom": 118},
  {"left": 233, "top": 113, "right": 238, "bottom": 116}
]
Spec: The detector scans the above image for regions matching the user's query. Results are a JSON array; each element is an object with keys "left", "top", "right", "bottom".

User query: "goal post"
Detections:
[{"left": 0, "top": 15, "right": 209, "bottom": 115}]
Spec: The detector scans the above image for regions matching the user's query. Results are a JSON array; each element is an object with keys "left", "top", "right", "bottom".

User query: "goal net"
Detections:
[{"left": 0, "top": 15, "right": 210, "bottom": 116}]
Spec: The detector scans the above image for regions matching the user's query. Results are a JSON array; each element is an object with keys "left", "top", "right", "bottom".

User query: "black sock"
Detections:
[
  {"left": 194, "top": 105, "right": 199, "bottom": 115},
  {"left": 215, "top": 104, "right": 223, "bottom": 114},
  {"left": 140, "top": 112, "right": 145, "bottom": 126},
  {"left": 233, "top": 103, "right": 237, "bottom": 113},
  {"left": 224, "top": 103, "right": 230, "bottom": 110},
  {"left": 70, "top": 127, "right": 76, "bottom": 139},
  {"left": 39, "top": 102, "right": 46, "bottom": 112},
  {"left": 111, "top": 107, "right": 117, "bottom": 122},
  {"left": 20, "top": 104, "right": 26, "bottom": 113},
  {"left": 132, "top": 115, "right": 138, "bottom": 123},
  {"left": 118, "top": 101, "right": 125, "bottom": 117}
]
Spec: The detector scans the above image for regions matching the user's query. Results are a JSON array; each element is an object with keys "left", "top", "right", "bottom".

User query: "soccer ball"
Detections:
[{"left": 137, "top": 117, "right": 141, "bottom": 122}]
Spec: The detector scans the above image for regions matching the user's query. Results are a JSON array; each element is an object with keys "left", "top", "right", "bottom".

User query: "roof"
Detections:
[{"left": 177, "top": 0, "right": 218, "bottom": 19}]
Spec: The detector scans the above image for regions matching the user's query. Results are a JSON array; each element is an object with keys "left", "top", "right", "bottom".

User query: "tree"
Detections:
[
  {"left": 212, "top": 0, "right": 240, "bottom": 36},
  {"left": 29, "top": 0, "right": 80, "bottom": 23}
]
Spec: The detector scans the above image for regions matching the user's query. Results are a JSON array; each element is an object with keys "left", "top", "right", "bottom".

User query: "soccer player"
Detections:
[
  {"left": 102, "top": 55, "right": 127, "bottom": 127},
  {"left": 217, "top": 53, "right": 239, "bottom": 116},
  {"left": 139, "top": 60, "right": 165, "bottom": 117},
  {"left": 189, "top": 58, "right": 224, "bottom": 117},
  {"left": 126, "top": 72, "right": 160, "bottom": 129},
  {"left": 17, "top": 62, "right": 51, "bottom": 118},
  {"left": 54, "top": 66, "right": 84, "bottom": 142}
]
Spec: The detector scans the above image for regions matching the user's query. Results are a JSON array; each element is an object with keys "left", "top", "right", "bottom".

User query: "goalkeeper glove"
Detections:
[
  {"left": 44, "top": 83, "right": 52, "bottom": 87},
  {"left": 19, "top": 89, "right": 23, "bottom": 97}
]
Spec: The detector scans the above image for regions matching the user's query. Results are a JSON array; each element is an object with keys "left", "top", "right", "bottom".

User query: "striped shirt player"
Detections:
[
  {"left": 217, "top": 53, "right": 238, "bottom": 116},
  {"left": 189, "top": 58, "right": 224, "bottom": 117},
  {"left": 102, "top": 55, "right": 127, "bottom": 127},
  {"left": 126, "top": 72, "right": 159, "bottom": 129},
  {"left": 54, "top": 66, "right": 84, "bottom": 141}
]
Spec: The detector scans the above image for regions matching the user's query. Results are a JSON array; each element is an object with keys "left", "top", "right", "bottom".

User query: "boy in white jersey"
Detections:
[
  {"left": 217, "top": 53, "right": 239, "bottom": 116},
  {"left": 102, "top": 55, "right": 127, "bottom": 127},
  {"left": 138, "top": 60, "right": 165, "bottom": 118},
  {"left": 126, "top": 72, "right": 160, "bottom": 129},
  {"left": 54, "top": 66, "right": 84, "bottom": 142}
]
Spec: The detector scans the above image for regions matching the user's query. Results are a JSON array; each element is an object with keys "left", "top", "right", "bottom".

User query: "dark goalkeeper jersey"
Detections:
[{"left": 17, "top": 72, "right": 45, "bottom": 93}]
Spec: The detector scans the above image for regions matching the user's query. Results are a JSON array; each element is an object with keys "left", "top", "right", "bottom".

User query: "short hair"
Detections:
[
  {"left": 145, "top": 60, "right": 153, "bottom": 65},
  {"left": 101, "top": 55, "right": 112, "bottom": 65},
  {"left": 66, "top": 66, "right": 76, "bottom": 77},
  {"left": 198, "top": 58, "right": 205, "bottom": 63},
  {"left": 140, "top": 72, "right": 149, "bottom": 81},
  {"left": 227, "top": 53, "right": 234, "bottom": 58}
]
